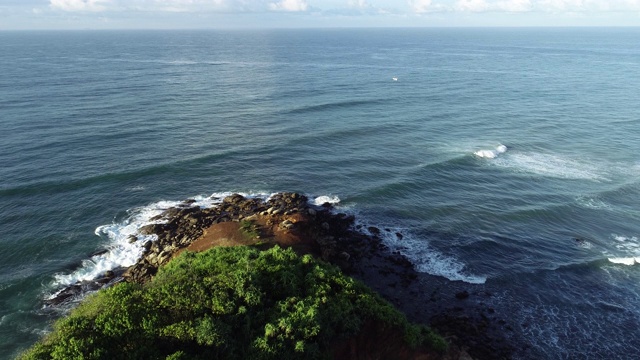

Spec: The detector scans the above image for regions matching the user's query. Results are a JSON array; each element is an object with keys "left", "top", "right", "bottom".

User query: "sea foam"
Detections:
[
  {"left": 606, "top": 234, "right": 640, "bottom": 266},
  {"left": 49, "top": 192, "right": 348, "bottom": 293},
  {"left": 49, "top": 192, "right": 272, "bottom": 290},
  {"left": 313, "top": 195, "right": 341, "bottom": 206},
  {"left": 474, "top": 144, "right": 507, "bottom": 159},
  {"left": 492, "top": 151, "right": 607, "bottom": 181},
  {"left": 361, "top": 223, "right": 486, "bottom": 284}
]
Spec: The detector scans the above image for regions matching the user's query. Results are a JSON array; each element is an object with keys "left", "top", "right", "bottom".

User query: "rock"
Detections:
[
  {"left": 395, "top": 232, "right": 403, "bottom": 240},
  {"left": 368, "top": 226, "right": 381, "bottom": 236},
  {"left": 143, "top": 241, "right": 152, "bottom": 252},
  {"left": 321, "top": 222, "right": 330, "bottom": 230},
  {"left": 280, "top": 220, "right": 295, "bottom": 230},
  {"left": 139, "top": 223, "right": 163, "bottom": 235},
  {"left": 244, "top": 214, "right": 258, "bottom": 222},
  {"left": 455, "top": 291, "right": 470, "bottom": 300},
  {"left": 44, "top": 284, "right": 83, "bottom": 306},
  {"left": 223, "top": 194, "right": 245, "bottom": 205},
  {"left": 308, "top": 208, "right": 317, "bottom": 216},
  {"left": 90, "top": 249, "right": 109, "bottom": 257},
  {"left": 128, "top": 235, "right": 138, "bottom": 243}
]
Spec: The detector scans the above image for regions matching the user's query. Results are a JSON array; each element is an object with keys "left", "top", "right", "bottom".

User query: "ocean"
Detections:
[{"left": 1, "top": 28, "right": 639, "bottom": 359}]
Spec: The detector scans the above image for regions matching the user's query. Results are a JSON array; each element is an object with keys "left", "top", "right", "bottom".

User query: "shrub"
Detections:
[{"left": 20, "top": 246, "right": 446, "bottom": 359}]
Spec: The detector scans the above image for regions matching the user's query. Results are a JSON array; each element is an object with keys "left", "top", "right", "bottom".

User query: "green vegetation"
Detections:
[
  {"left": 21, "top": 246, "right": 446, "bottom": 360},
  {"left": 239, "top": 219, "right": 260, "bottom": 239}
]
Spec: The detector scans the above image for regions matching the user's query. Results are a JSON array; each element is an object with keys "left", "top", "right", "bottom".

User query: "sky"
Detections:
[{"left": 0, "top": 0, "right": 639, "bottom": 30}]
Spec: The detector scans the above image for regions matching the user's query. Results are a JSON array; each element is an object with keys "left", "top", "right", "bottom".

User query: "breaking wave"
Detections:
[
  {"left": 607, "top": 234, "right": 640, "bottom": 266},
  {"left": 359, "top": 223, "right": 486, "bottom": 284},
  {"left": 48, "top": 192, "right": 272, "bottom": 292},
  {"left": 474, "top": 144, "right": 508, "bottom": 159}
]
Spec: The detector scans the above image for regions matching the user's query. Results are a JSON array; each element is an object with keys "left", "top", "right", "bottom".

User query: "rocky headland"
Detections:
[{"left": 45, "top": 192, "right": 515, "bottom": 360}]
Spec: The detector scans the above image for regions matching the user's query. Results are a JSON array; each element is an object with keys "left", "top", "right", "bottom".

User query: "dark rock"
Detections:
[
  {"left": 44, "top": 284, "right": 83, "bottom": 306},
  {"left": 143, "top": 241, "right": 152, "bottom": 252},
  {"left": 368, "top": 226, "right": 381, "bottom": 236},
  {"left": 90, "top": 249, "right": 109, "bottom": 257},
  {"left": 139, "top": 223, "right": 164, "bottom": 235},
  {"left": 223, "top": 194, "right": 245, "bottom": 205},
  {"left": 455, "top": 291, "right": 470, "bottom": 300}
]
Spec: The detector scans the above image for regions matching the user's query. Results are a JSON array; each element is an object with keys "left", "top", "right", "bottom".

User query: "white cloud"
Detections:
[
  {"left": 534, "top": 0, "right": 640, "bottom": 11},
  {"left": 268, "top": 0, "right": 309, "bottom": 11},
  {"left": 348, "top": 0, "right": 369, "bottom": 9},
  {"left": 455, "top": 0, "right": 532, "bottom": 12},
  {"left": 498, "top": 0, "right": 532, "bottom": 11},
  {"left": 455, "top": 0, "right": 489, "bottom": 11},
  {"left": 50, "top": 0, "right": 111, "bottom": 12},
  {"left": 537, "top": 0, "right": 586, "bottom": 11},
  {"left": 408, "top": 0, "right": 433, "bottom": 13},
  {"left": 42, "top": 0, "right": 640, "bottom": 15},
  {"left": 148, "top": 0, "right": 225, "bottom": 12}
]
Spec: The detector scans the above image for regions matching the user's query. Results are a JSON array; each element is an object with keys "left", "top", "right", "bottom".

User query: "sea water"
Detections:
[{"left": 1, "top": 28, "right": 639, "bottom": 359}]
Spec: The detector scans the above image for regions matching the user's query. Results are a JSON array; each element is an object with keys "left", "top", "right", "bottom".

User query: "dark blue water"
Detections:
[{"left": 1, "top": 28, "right": 639, "bottom": 359}]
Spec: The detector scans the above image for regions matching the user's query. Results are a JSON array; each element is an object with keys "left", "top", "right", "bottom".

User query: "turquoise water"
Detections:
[{"left": 1, "top": 28, "right": 639, "bottom": 359}]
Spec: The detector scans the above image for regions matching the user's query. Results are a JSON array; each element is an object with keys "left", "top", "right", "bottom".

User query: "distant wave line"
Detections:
[
  {"left": 0, "top": 151, "right": 235, "bottom": 197},
  {"left": 284, "top": 98, "right": 388, "bottom": 115}
]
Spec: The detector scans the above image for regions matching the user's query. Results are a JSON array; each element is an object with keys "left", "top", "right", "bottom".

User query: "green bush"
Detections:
[{"left": 20, "top": 246, "right": 446, "bottom": 359}]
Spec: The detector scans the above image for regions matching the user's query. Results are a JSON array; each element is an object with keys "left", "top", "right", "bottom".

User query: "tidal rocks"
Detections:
[{"left": 120, "top": 192, "right": 363, "bottom": 284}]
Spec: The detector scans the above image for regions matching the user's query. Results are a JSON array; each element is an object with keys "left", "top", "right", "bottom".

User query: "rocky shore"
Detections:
[{"left": 46, "top": 192, "right": 515, "bottom": 359}]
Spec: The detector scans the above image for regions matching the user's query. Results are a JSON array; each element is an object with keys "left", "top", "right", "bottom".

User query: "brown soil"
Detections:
[{"left": 183, "top": 213, "right": 319, "bottom": 257}]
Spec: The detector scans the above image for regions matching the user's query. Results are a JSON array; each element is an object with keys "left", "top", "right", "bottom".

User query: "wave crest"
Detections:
[
  {"left": 606, "top": 234, "right": 640, "bottom": 266},
  {"left": 362, "top": 224, "right": 486, "bottom": 284},
  {"left": 474, "top": 144, "right": 508, "bottom": 159}
]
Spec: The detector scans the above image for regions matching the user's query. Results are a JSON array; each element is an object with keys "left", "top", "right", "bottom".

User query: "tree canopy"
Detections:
[{"left": 21, "top": 246, "right": 446, "bottom": 360}]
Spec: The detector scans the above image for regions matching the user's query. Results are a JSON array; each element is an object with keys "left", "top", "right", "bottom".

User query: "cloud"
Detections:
[
  {"left": 50, "top": 0, "right": 111, "bottom": 12},
  {"left": 348, "top": 0, "right": 369, "bottom": 8},
  {"left": 454, "top": 0, "right": 489, "bottom": 11},
  {"left": 141, "top": 0, "right": 225, "bottom": 12},
  {"left": 268, "top": 0, "right": 309, "bottom": 11},
  {"left": 45, "top": 0, "right": 640, "bottom": 14},
  {"left": 455, "top": 0, "right": 532, "bottom": 12},
  {"left": 408, "top": 0, "right": 433, "bottom": 13},
  {"left": 499, "top": 0, "right": 532, "bottom": 11},
  {"left": 48, "top": 0, "right": 273, "bottom": 13}
]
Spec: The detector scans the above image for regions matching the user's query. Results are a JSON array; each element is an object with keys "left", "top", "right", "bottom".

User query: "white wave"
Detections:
[
  {"left": 607, "top": 257, "right": 638, "bottom": 266},
  {"left": 576, "top": 196, "right": 612, "bottom": 210},
  {"left": 49, "top": 191, "right": 329, "bottom": 290},
  {"left": 50, "top": 193, "right": 242, "bottom": 288},
  {"left": 168, "top": 60, "right": 197, "bottom": 65},
  {"left": 314, "top": 195, "right": 341, "bottom": 206},
  {"left": 575, "top": 239, "right": 593, "bottom": 249},
  {"left": 125, "top": 185, "right": 146, "bottom": 192},
  {"left": 51, "top": 203, "right": 169, "bottom": 288},
  {"left": 363, "top": 224, "right": 486, "bottom": 284},
  {"left": 474, "top": 144, "right": 507, "bottom": 159},
  {"left": 492, "top": 152, "right": 606, "bottom": 181},
  {"left": 606, "top": 234, "right": 640, "bottom": 266}
]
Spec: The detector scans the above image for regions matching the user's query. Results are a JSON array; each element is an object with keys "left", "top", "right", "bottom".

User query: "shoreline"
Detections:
[{"left": 45, "top": 192, "right": 516, "bottom": 359}]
